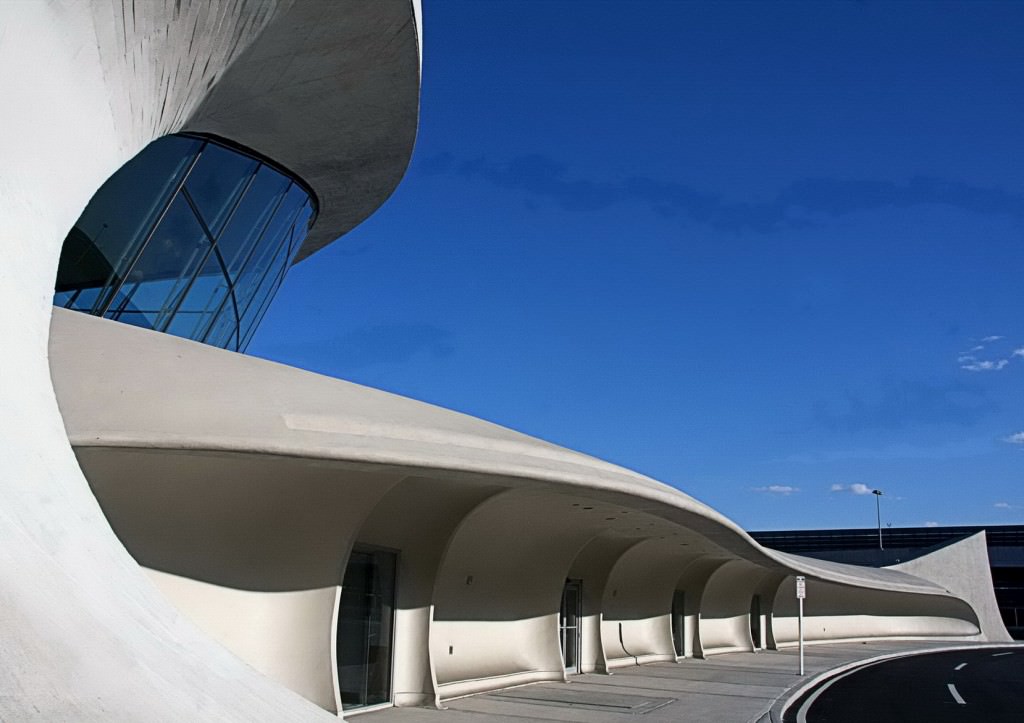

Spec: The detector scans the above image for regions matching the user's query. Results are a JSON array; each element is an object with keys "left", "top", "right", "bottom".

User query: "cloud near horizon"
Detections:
[
  {"left": 831, "top": 483, "right": 875, "bottom": 495},
  {"left": 1004, "top": 432, "right": 1024, "bottom": 445},
  {"left": 753, "top": 485, "right": 799, "bottom": 495}
]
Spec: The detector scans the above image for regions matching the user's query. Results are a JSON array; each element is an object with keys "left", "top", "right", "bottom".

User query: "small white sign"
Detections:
[{"left": 795, "top": 576, "right": 806, "bottom": 599}]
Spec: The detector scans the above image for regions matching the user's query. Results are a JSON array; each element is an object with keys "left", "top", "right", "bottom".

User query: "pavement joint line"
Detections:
[
  {"left": 992, "top": 651, "right": 1013, "bottom": 657},
  {"left": 765, "top": 643, "right": 1024, "bottom": 723},
  {"left": 947, "top": 683, "right": 966, "bottom": 705}
]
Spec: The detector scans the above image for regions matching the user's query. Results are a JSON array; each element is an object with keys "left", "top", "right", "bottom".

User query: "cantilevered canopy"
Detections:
[
  {"left": 51, "top": 309, "right": 951, "bottom": 600},
  {"left": 182, "top": 1, "right": 421, "bottom": 262}
]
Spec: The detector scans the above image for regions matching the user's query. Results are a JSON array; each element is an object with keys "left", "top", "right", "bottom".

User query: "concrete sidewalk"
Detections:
[{"left": 360, "top": 641, "right": 968, "bottom": 723}]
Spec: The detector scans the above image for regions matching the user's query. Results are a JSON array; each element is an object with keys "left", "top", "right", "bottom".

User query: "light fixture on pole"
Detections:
[{"left": 872, "top": 489, "right": 883, "bottom": 550}]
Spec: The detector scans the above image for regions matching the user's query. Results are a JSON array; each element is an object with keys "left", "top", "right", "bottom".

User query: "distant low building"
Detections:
[{"left": 752, "top": 525, "right": 1024, "bottom": 639}]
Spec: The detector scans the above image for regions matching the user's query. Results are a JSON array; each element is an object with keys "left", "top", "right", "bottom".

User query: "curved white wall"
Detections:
[
  {"left": 0, "top": 2, "right": 339, "bottom": 718},
  {"left": 567, "top": 535, "right": 646, "bottom": 673},
  {"left": 353, "top": 476, "right": 501, "bottom": 707},
  {"left": 772, "top": 577, "right": 981, "bottom": 646},
  {"left": 697, "top": 560, "right": 771, "bottom": 655},
  {"left": 429, "top": 490, "right": 611, "bottom": 699},
  {"left": 601, "top": 539, "right": 691, "bottom": 668}
]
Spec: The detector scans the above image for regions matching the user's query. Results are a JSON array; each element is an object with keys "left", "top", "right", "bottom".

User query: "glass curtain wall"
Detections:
[{"left": 54, "top": 134, "right": 316, "bottom": 351}]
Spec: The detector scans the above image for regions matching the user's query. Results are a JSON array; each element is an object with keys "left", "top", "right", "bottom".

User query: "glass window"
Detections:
[
  {"left": 110, "top": 195, "right": 209, "bottom": 331},
  {"left": 53, "top": 134, "right": 316, "bottom": 350},
  {"left": 337, "top": 548, "right": 397, "bottom": 710},
  {"left": 182, "top": 143, "right": 259, "bottom": 239},
  {"left": 55, "top": 135, "right": 203, "bottom": 313}
]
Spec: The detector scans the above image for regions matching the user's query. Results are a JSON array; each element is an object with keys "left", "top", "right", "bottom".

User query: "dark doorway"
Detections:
[
  {"left": 337, "top": 547, "right": 397, "bottom": 711},
  {"left": 750, "top": 594, "right": 762, "bottom": 648},
  {"left": 560, "top": 579, "right": 582, "bottom": 674},
  {"left": 672, "top": 590, "right": 686, "bottom": 657}
]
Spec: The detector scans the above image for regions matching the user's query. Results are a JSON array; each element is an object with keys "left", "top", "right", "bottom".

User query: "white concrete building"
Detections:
[{"left": 0, "top": 2, "right": 1009, "bottom": 719}]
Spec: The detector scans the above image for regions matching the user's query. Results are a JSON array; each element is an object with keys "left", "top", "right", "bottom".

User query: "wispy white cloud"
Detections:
[
  {"left": 830, "top": 483, "right": 874, "bottom": 495},
  {"left": 961, "top": 359, "right": 1009, "bottom": 372},
  {"left": 1003, "top": 432, "right": 1024, "bottom": 445},
  {"left": 753, "top": 485, "right": 799, "bottom": 495},
  {"left": 956, "top": 336, "right": 1024, "bottom": 372},
  {"left": 924, "top": 521, "right": 939, "bottom": 527},
  {"left": 994, "top": 501, "right": 1024, "bottom": 510}
]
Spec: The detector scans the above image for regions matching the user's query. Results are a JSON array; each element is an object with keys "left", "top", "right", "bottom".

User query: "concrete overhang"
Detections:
[
  {"left": 180, "top": 0, "right": 421, "bottom": 262},
  {"left": 50, "top": 309, "right": 951, "bottom": 600}
]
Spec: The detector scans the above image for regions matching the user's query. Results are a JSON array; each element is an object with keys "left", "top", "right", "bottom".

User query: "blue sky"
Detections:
[{"left": 251, "top": 0, "right": 1024, "bottom": 531}]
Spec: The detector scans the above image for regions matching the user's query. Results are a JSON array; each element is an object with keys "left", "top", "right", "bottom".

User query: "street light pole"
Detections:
[{"left": 872, "top": 489, "right": 883, "bottom": 550}]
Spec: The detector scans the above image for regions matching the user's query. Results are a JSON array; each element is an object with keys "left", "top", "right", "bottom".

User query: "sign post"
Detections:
[{"left": 795, "top": 576, "right": 806, "bottom": 675}]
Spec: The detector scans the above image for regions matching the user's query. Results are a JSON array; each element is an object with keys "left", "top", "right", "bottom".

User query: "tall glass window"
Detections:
[
  {"left": 337, "top": 548, "right": 397, "bottom": 711},
  {"left": 54, "top": 134, "right": 317, "bottom": 351}
]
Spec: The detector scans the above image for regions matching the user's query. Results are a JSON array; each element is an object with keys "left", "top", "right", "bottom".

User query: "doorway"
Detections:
[
  {"left": 672, "top": 590, "right": 686, "bottom": 657},
  {"left": 336, "top": 547, "right": 397, "bottom": 711},
  {"left": 750, "top": 594, "right": 762, "bottom": 649},
  {"left": 559, "top": 579, "right": 582, "bottom": 674}
]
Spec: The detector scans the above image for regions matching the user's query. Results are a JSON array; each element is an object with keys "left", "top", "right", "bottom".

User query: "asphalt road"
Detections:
[{"left": 787, "top": 647, "right": 1024, "bottom": 722}]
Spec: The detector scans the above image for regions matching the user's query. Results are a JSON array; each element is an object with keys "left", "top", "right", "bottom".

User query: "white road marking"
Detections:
[
  {"left": 948, "top": 683, "right": 966, "bottom": 705},
  {"left": 954, "top": 663, "right": 967, "bottom": 671},
  {"left": 992, "top": 651, "right": 1013, "bottom": 657}
]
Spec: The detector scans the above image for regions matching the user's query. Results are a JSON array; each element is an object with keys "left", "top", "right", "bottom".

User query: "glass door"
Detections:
[
  {"left": 559, "top": 579, "right": 582, "bottom": 674},
  {"left": 337, "top": 547, "right": 397, "bottom": 711}
]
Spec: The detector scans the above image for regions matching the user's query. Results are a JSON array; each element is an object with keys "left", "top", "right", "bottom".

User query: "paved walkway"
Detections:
[{"left": 361, "top": 642, "right": 970, "bottom": 723}]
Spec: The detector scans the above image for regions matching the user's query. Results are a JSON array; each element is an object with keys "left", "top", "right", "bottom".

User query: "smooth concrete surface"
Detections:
[
  {"left": 49, "top": 309, "right": 967, "bottom": 603},
  {"left": 890, "top": 531, "right": 1012, "bottom": 642},
  {"left": 566, "top": 535, "right": 645, "bottom": 674},
  {"left": 360, "top": 641, "right": 996, "bottom": 723},
  {"left": 47, "top": 309, "right": 996, "bottom": 711},
  {"left": 601, "top": 539, "right": 690, "bottom": 668},
  {"left": 0, "top": 1, "right": 418, "bottom": 718},
  {"left": 180, "top": 0, "right": 421, "bottom": 262}
]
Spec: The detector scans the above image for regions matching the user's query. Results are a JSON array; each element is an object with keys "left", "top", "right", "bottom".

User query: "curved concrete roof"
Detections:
[
  {"left": 181, "top": 1, "right": 421, "bottom": 262},
  {"left": 50, "top": 309, "right": 951, "bottom": 599}
]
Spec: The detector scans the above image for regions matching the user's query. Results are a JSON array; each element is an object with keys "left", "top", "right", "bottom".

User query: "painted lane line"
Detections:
[
  {"left": 954, "top": 663, "right": 967, "bottom": 671},
  {"left": 947, "top": 683, "right": 966, "bottom": 705},
  {"left": 992, "top": 651, "right": 1013, "bottom": 657}
]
